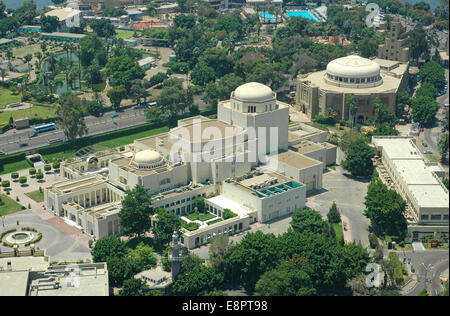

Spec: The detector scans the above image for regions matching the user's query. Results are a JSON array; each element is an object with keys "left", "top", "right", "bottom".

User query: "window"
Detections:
[
  {"left": 421, "top": 214, "right": 429, "bottom": 220},
  {"left": 431, "top": 214, "right": 442, "bottom": 220}
]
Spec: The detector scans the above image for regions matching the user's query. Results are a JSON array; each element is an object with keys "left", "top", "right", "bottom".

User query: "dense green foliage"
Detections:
[
  {"left": 341, "top": 137, "right": 374, "bottom": 177},
  {"left": 119, "top": 185, "right": 153, "bottom": 237}
]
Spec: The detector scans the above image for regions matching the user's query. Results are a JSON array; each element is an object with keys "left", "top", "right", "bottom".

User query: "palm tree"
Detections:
[
  {"left": 1, "top": 68, "right": 6, "bottom": 84},
  {"left": 24, "top": 54, "right": 33, "bottom": 77},
  {"left": 346, "top": 94, "right": 357, "bottom": 129}
]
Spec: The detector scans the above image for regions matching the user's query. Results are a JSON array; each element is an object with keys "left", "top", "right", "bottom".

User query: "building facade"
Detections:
[
  {"left": 295, "top": 55, "right": 409, "bottom": 123},
  {"left": 45, "top": 82, "right": 336, "bottom": 248},
  {"left": 377, "top": 19, "right": 409, "bottom": 63}
]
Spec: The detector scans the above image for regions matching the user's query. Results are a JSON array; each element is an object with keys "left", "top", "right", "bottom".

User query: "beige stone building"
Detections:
[
  {"left": 45, "top": 82, "right": 337, "bottom": 248},
  {"left": 295, "top": 55, "right": 409, "bottom": 123},
  {"left": 377, "top": 19, "right": 409, "bottom": 63}
]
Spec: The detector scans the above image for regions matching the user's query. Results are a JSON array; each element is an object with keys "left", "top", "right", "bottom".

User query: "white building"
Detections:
[
  {"left": 372, "top": 136, "right": 449, "bottom": 242},
  {"left": 45, "top": 82, "right": 336, "bottom": 248}
]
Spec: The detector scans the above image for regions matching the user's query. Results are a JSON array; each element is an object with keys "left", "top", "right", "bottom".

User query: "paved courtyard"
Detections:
[
  {"left": 306, "top": 166, "right": 370, "bottom": 247},
  {"left": 1, "top": 169, "right": 92, "bottom": 262}
]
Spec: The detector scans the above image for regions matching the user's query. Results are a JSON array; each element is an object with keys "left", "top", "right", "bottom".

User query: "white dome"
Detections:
[
  {"left": 326, "top": 55, "right": 380, "bottom": 79},
  {"left": 134, "top": 150, "right": 162, "bottom": 164},
  {"left": 234, "top": 82, "right": 274, "bottom": 102}
]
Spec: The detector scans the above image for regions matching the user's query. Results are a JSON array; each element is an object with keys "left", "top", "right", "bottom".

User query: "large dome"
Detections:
[
  {"left": 326, "top": 55, "right": 380, "bottom": 79},
  {"left": 234, "top": 82, "right": 274, "bottom": 102},
  {"left": 134, "top": 150, "right": 162, "bottom": 164}
]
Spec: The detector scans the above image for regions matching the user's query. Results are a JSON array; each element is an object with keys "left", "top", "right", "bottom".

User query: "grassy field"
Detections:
[
  {"left": 0, "top": 87, "right": 22, "bottom": 109},
  {"left": 0, "top": 160, "right": 31, "bottom": 176},
  {"left": 43, "top": 126, "right": 170, "bottom": 162},
  {"left": 185, "top": 212, "right": 216, "bottom": 222},
  {"left": 332, "top": 222, "right": 343, "bottom": 243},
  {"left": 25, "top": 190, "right": 44, "bottom": 203},
  {"left": 12, "top": 44, "right": 41, "bottom": 58},
  {"left": 0, "top": 103, "right": 58, "bottom": 129},
  {"left": 0, "top": 194, "right": 24, "bottom": 216},
  {"left": 115, "top": 30, "right": 136, "bottom": 39}
]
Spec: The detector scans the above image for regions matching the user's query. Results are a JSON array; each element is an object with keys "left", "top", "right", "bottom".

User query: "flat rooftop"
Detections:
[
  {"left": 408, "top": 184, "right": 449, "bottom": 209},
  {"left": 0, "top": 271, "right": 29, "bottom": 296},
  {"left": 0, "top": 256, "right": 49, "bottom": 272},
  {"left": 372, "top": 137, "right": 422, "bottom": 160},
  {"left": 207, "top": 195, "right": 253, "bottom": 217},
  {"left": 51, "top": 176, "right": 107, "bottom": 194},
  {"left": 276, "top": 150, "right": 323, "bottom": 169},
  {"left": 169, "top": 119, "right": 244, "bottom": 142},
  {"left": 290, "top": 141, "right": 323, "bottom": 154},
  {"left": 392, "top": 159, "right": 441, "bottom": 185}
]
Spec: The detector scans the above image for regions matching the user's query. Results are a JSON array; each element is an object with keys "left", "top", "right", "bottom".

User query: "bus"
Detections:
[{"left": 33, "top": 123, "right": 56, "bottom": 136}]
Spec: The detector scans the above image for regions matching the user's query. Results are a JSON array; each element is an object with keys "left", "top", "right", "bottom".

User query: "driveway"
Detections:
[{"left": 306, "top": 165, "right": 371, "bottom": 247}]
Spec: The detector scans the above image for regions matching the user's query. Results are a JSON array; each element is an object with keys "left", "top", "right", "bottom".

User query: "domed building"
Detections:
[{"left": 295, "top": 55, "right": 409, "bottom": 123}]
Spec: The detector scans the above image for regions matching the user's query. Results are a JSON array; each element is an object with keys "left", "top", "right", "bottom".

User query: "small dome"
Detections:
[
  {"left": 134, "top": 150, "right": 162, "bottom": 164},
  {"left": 234, "top": 82, "right": 274, "bottom": 102},
  {"left": 327, "top": 55, "right": 380, "bottom": 79}
]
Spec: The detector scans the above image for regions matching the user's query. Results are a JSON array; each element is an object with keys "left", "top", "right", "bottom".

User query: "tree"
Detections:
[
  {"left": 371, "top": 98, "right": 398, "bottom": 136},
  {"left": 327, "top": 202, "right": 341, "bottom": 223},
  {"left": 409, "top": 25, "right": 430, "bottom": 62},
  {"left": 410, "top": 95, "right": 438, "bottom": 126},
  {"left": 29, "top": 168, "right": 36, "bottom": 177},
  {"left": 107, "top": 256, "right": 134, "bottom": 287},
  {"left": 291, "top": 209, "right": 325, "bottom": 235},
  {"left": 107, "top": 85, "right": 127, "bottom": 110},
  {"left": 19, "top": 176, "right": 27, "bottom": 185},
  {"left": 152, "top": 209, "right": 181, "bottom": 249},
  {"left": 364, "top": 177, "right": 407, "bottom": 236},
  {"left": 119, "top": 185, "right": 153, "bottom": 237},
  {"left": 418, "top": 288, "right": 429, "bottom": 296},
  {"left": 56, "top": 93, "right": 87, "bottom": 142},
  {"left": 219, "top": 231, "right": 280, "bottom": 289},
  {"left": 209, "top": 235, "right": 230, "bottom": 267},
  {"left": 40, "top": 14, "right": 59, "bottom": 33},
  {"left": 91, "top": 236, "right": 128, "bottom": 263},
  {"left": 126, "top": 242, "right": 157, "bottom": 271},
  {"left": 105, "top": 56, "right": 145, "bottom": 92},
  {"left": 172, "top": 265, "right": 224, "bottom": 296},
  {"left": 255, "top": 260, "right": 316, "bottom": 296},
  {"left": 339, "top": 130, "right": 363, "bottom": 153},
  {"left": 79, "top": 35, "right": 107, "bottom": 68},
  {"left": 190, "top": 62, "right": 216, "bottom": 87},
  {"left": 119, "top": 278, "right": 148, "bottom": 296},
  {"left": 341, "top": 137, "right": 374, "bottom": 177},
  {"left": 419, "top": 61, "right": 446, "bottom": 92},
  {"left": 36, "top": 172, "right": 44, "bottom": 181},
  {"left": 438, "top": 133, "right": 449, "bottom": 162},
  {"left": 89, "top": 18, "right": 116, "bottom": 38}
]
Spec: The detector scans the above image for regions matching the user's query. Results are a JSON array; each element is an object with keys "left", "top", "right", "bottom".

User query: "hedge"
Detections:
[{"left": 0, "top": 108, "right": 217, "bottom": 166}]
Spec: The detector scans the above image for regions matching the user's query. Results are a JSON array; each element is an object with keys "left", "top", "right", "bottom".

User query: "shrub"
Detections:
[
  {"left": 11, "top": 172, "right": 19, "bottom": 179},
  {"left": 52, "top": 162, "right": 60, "bottom": 169},
  {"left": 368, "top": 233, "right": 378, "bottom": 249},
  {"left": 19, "top": 176, "right": 27, "bottom": 184},
  {"left": 1, "top": 180, "right": 10, "bottom": 188},
  {"left": 36, "top": 172, "right": 44, "bottom": 180},
  {"left": 44, "top": 164, "right": 51, "bottom": 172},
  {"left": 222, "top": 209, "right": 237, "bottom": 220},
  {"left": 29, "top": 168, "right": 36, "bottom": 176}
]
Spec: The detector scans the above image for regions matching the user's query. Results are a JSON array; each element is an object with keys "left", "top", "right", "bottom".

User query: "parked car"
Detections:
[
  {"left": 422, "top": 142, "right": 428, "bottom": 147},
  {"left": 110, "top": 113, "right": 119, "bottom": 118},
  {"left": 0, "top": 151, "right": 6, "bottom": 156},
  {"left": 19, "top": 143, "right": 28, "bottom": 147},
  {"left": 423, "top": 150, "right": 432, "bottom": 154}
]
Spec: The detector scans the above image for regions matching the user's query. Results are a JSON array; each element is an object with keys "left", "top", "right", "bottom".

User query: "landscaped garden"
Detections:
[
  {"left": 25, "top": 190, "right": 44, "bottom": 203},
  {"left": 0, "top": 194, "right": 24, "bottom": 216},
  {"left": 185, "top": 211, "right": 216, "bottom": 222}
]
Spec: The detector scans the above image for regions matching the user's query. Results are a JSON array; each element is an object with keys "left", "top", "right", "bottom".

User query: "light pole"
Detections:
[{"left": 422, "top": 263, "right": 432, "bottom": 287}]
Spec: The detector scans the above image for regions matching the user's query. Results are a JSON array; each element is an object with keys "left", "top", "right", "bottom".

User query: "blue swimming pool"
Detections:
[
  {"left": 260, "top": 12, "right": 275, "bottom": 19},
  {"left": 286, "top": 11, "right": 321, "bottom": 23}
]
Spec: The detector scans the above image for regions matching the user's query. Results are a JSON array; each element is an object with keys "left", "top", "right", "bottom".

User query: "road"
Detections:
[
  {"left": 0, "top": 107, "right": 148, "bottom": 155},
  {"left": 397, "top": 249, "right": 449, "bottom": 296},
  {"left": 417, "top": 68, "right": 449, "bottom": 168}
]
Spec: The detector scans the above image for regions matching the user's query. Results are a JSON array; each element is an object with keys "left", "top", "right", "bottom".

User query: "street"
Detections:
[
  {"left": 397, "top": 249, "right": 449, "bottom": 296},
  {"left": 0, "top": 106, "right": 148, "bottom": 155}
]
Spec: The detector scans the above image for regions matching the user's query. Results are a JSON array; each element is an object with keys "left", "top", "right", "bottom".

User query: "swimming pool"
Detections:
[
  {"left": 260, "top": 12, "right": 275, "bottom": 19},
  {"left": 286, "top": 10, "right": 321, "bottom": 23}
]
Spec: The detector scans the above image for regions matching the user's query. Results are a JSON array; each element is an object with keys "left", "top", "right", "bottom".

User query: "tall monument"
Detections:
[{"left": 170, "top": 231, "right": 183, "bottom": 280}]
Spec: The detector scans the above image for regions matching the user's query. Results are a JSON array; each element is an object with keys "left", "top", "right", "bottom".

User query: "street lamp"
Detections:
[{"left": 422, "top": 263, "right": 432, "bottom": 285}]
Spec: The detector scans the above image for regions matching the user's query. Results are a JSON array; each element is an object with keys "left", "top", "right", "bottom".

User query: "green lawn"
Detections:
[
  {"left": 0, "top": 103, "right": 58, "bottom": 129},
  {"left": 0, "top": 87, "right": 22, "bottom": 109},
  {"left": 0, "top": 160, "right": 31, "bottom": 175},
  {"left": 115, "top": 30, "right": 136, "bottom": 39},
  {"left": 207, "top": 218, "right": 224, "bottom": 225},
  {"left": 0, "top": 195, "right": 24, "bottom": 216},
  {"left": 332, "top": 222, "right": 343, "bottom": 243},
  {"left": 25, "top": 190, "right": 44, "bottom": 203},
  {"left": 185, "top": 212, "right": 216, "bottom": 222},
  {"left": 12, "top": 44, "right": 41, "bottom": 58}
]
